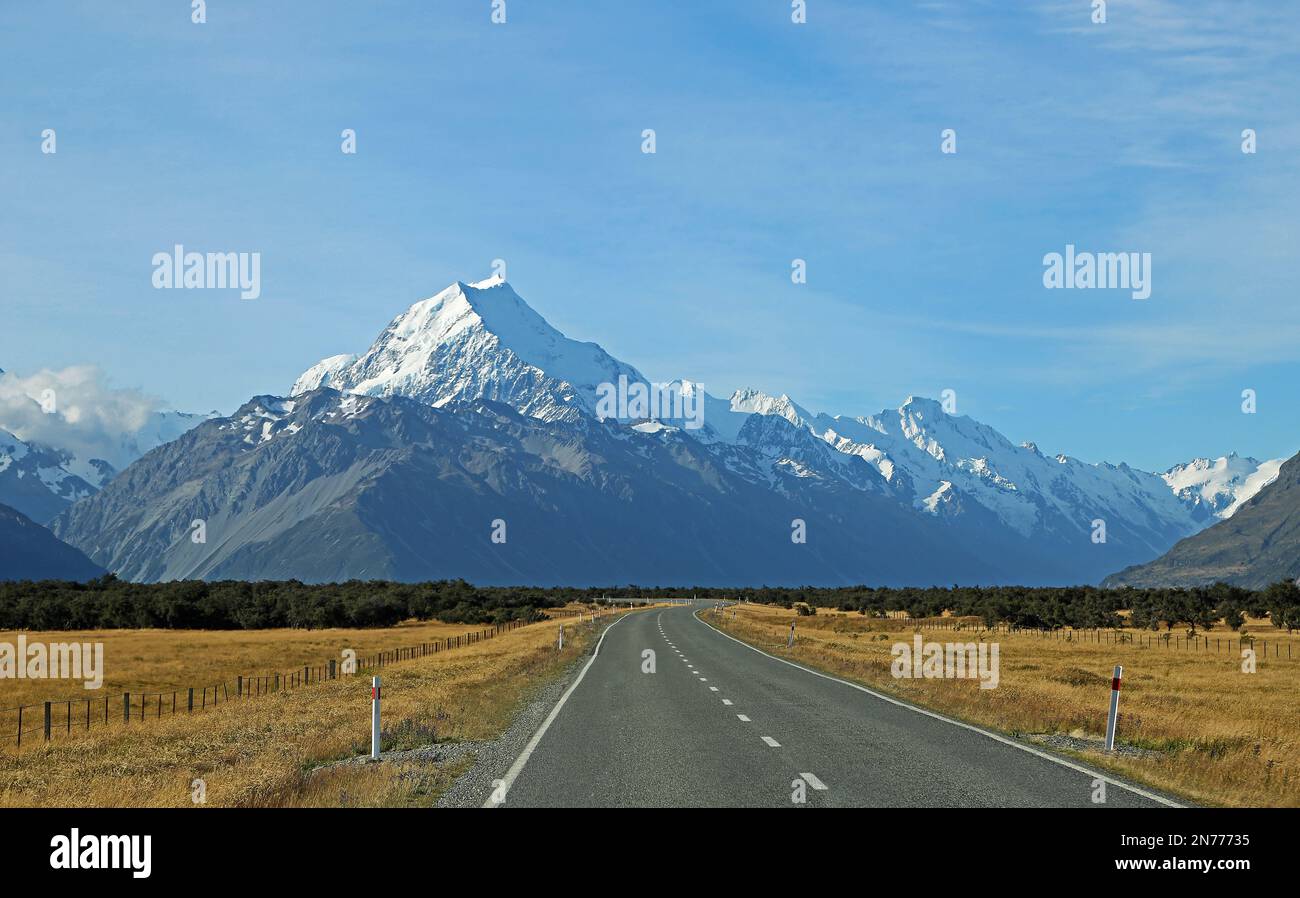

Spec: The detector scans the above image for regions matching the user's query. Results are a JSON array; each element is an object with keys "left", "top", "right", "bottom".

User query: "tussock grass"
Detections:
[
  {"left": 711, "top": 604, "right": 1300, "bottom": 807},
  {"left": 0, "top": 612, "right": 607, "bottom": 807},
  {"left": 0, "top": 618, "right": 519, "bottom": 711}
]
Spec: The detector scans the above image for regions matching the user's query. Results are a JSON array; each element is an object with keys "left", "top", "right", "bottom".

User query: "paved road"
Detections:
[{"left": 497, "top": 604, "right": 1178, "bottom": 808}]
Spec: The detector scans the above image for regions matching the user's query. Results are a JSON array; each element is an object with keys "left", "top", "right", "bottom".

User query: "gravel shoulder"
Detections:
[{"left": 434, "top": 625, "right": 606, "bottom": 808}]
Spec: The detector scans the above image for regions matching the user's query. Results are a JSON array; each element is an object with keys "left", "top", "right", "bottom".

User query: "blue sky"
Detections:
[{"left": 2, "top": 0, "right": 1298, "bottom": 471}]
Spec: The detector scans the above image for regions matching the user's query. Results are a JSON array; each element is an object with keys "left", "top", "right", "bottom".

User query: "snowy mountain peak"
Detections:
[
  {"left": 899, "top": 395, "right": 944, "bottom": 414},
  {"left": 290, "top": 278, "right": 645, "bottom": 423},
  {"left": 1163, "top": 454, "right": 1282, "bottom": 520},
  {"left": 292, "top": 353, "right": 357, "bottom": 396},
  {"left": 465, "top": 272, "right": 507, "bottom": 290},
  {"left": 729, "top": 389, "right": 812, "bottom": 427}
]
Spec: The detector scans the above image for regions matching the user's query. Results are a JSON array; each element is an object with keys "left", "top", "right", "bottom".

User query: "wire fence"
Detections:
[
  {"left": 890, "top": 616, "right": 1297, "bottom": 659},
  {"left": 2, "top": 609, "right": 609, "bottom": 749}
]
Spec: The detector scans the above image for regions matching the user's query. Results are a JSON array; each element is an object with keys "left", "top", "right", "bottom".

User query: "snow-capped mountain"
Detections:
[
  {"left": 717, "top": 393, "right": 1283, "bottom": 560},
  {"left": 56, "top": 388, "right": 998, "bottom": 585},
  {"left": 0, "top": 366, "right": 214, "bottom": 522},
  {"left": 293, "top": 275, "right": 644, "bottom": 424},
  {"left": 0, "top": 426, "right": 99, "bottom": 525},
  {"left": 1106, "top": 451, "right": 1300, "bottom": 589},
  {"left": 1162, "top": 453, "right": 1282, "bottom": 522},
  {"left": 289, "top": 276, "right": 1283, "bottom": 583}
]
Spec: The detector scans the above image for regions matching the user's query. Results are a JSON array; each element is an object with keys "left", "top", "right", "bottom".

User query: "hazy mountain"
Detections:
[
  {"left": 0, "top": 501, "right": 104, "bottom": 581},
  {"left": 1104, "top": 453, "right": 1300, "bottom": 589}
]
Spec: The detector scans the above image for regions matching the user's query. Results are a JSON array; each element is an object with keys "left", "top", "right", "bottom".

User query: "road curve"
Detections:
[{"left": 496, "top": 604, "right": 1179, "bottom": 808}]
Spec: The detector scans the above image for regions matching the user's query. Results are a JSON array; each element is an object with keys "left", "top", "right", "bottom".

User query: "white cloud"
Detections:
[{"left": 0, "top": 366, "right": 176, "bottom": 473}]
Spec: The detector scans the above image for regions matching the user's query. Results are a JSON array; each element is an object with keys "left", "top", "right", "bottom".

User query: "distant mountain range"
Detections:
[
  {"left": 40, "top": 277, "right": 1287, "bottom": 586},
  {"left": 1105, "top": 453, "right": 1300, "bottom": 589}
]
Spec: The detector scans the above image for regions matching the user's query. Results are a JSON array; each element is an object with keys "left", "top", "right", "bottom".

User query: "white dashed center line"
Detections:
[
  {"left": 799, "top": 772, "right": 828, "bottom": 791},
  {"left": 761, "top": 736, "right": 780, "bottom": 747},
  {"left": 737, "top": 714, "right": 750, "bottom": 722},
  {"left": 721, "top": 699, "right": 733, "bottom": 706}
]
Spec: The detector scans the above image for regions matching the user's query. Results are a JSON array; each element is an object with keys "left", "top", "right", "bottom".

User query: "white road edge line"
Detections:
[
  {"left": 483, "top": 612, "right": 634, "bottom": 808},
  {"left": 693, "top": 609, "right": 1183, "bottom": 808}
]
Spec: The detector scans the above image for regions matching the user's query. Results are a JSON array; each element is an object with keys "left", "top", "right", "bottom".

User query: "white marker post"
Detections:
[
  {"left": 371, "top": 676, "right": 382, "bottom": 761},
  {"left": 1104, "top": 665, "right": 1122, "bottom": 752},
  {"left": 787, "top": 622, "right": 795, "bottom": 648},
  {"left": 558, "top": 624, "right": 564, "bottom": 651}
]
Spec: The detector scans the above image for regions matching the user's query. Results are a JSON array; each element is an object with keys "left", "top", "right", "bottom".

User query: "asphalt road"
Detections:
[{"left": 495, "top": 604, "right": 1179, "bottom": 808}]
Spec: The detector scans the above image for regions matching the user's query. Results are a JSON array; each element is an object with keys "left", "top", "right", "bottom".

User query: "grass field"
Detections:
[
  {"left": 0, "top": 617, "right": 527, "bottom": 713},
  {"left": 708, "top": 603, "right": 1300, "bottom": 807},
  {"left": 0, "top": 609, "right": 614, "bottom": 807}
]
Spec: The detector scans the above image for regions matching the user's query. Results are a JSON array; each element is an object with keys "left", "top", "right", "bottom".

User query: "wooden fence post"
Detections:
[
  {"left": 44, "top": 702, "right": 51, "bottom": 741},
  {"left": 123, "top": 692, "right": 130, "bottom": 724}
]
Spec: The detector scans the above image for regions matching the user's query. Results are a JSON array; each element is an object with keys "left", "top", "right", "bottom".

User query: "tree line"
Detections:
[
  {"left": 0, "top": 576, "right": 1297, "bottom": 633},
  {"left": 721, "top": 581, "right": 1300, "bottom": 634},
  {"left": 0, "top": 576, "right": 567, "bottom": 630}
]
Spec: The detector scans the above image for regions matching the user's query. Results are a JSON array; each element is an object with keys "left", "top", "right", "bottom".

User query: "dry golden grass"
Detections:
[
  {"left": 709, "top": 604, "right": 1300, "bottom": 807},
  {"left": 0, "top": 617, "right": 519, "bottom": 711},
  {"left": 281, "top": 756, "right": 474, "bottom": 808},
  {"left": 0, "top": 611, "right": 615, "bottom": 807}
]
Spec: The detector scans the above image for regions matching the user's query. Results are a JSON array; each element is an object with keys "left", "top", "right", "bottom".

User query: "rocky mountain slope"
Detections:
[{"left": 1104, "top": 452, "right": 1300, "bottom": 589}]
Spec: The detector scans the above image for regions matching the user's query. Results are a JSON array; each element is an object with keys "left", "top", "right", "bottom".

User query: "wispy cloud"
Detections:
[{"left": 0, "top": 367, "right": 172, "bottom": 470}]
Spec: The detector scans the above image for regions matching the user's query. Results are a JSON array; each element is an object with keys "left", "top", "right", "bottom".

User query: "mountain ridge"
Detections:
[
  {"left": 289, "top": 278, "right": 1282, "bottom": 582},
  {"left": 46, "top": 277, "right": 1287, "bottom": 586},
  {"left": 1103, "top": 451, "right": 1300, "bottom": 589},
  {"left": 0, "top": 500, "right": 104, "bottom": 581}
]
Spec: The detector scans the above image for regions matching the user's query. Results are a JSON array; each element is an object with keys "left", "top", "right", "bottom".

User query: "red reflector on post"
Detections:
[{"left": 1111, "top": 677, "right": 1121, "bottom": 691}]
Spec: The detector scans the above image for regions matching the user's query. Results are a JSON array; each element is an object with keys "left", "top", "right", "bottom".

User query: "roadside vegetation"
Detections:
[
  {"left": 710, "top": 603, "right": 1300, "bottom": 807},
  {"left": 0, "top": 610, "right": 611, "bottom": 807}
]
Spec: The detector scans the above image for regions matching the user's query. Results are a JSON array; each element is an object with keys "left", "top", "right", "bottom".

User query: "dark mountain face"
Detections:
[
  {"left": 51, "top": 388, "right": 1069, "bottom": 587},
  {"left": 1104, "top": 452, "right": 1300, "bottom": 589},
  {"left": 0, "top": 501, "right": 104, "bottom": 581}
]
